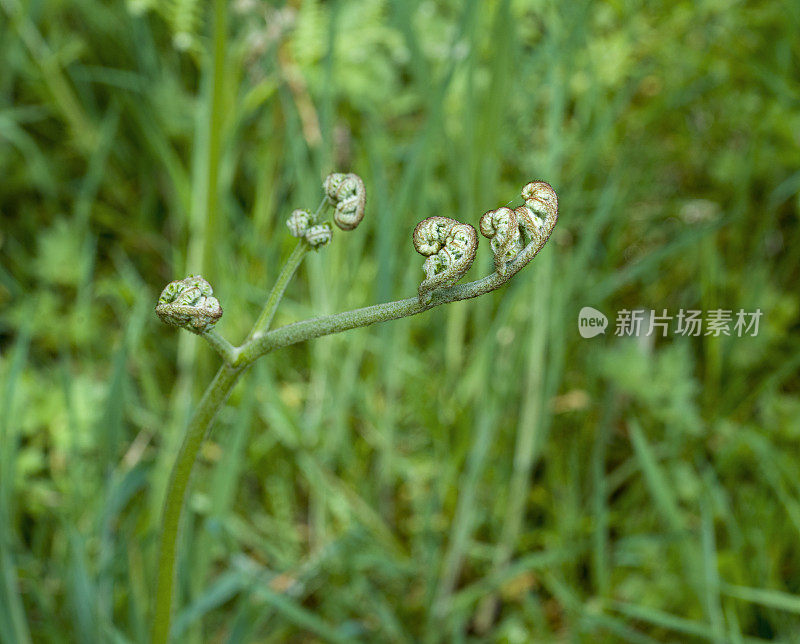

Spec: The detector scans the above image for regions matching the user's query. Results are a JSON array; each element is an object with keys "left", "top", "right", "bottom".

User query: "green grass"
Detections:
[{"left": 1, "top": 0, "right": 800, "bottom": 641}]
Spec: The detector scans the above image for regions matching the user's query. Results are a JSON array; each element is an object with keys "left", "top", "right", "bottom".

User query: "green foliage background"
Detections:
[{"left": 1, "top": 0, "right": 799, "bottom": 641}]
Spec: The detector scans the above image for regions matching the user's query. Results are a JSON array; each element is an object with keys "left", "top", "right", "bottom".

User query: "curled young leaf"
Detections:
[
  {"left": 479, "top": 206, "right": 523, "bottom": 275},
  {"left": 413, "top": 216, "right": 477, "bottom": 302},
  {"left": 304, "top": 223, "right": 332, "bottom": 248},
  {"left": 324, "top": 172, "right": 366, "bottom": 231},
  {"left": 520, "top": 180, "right": 558, "bottom": 242},
  {"left": 155, "top": 275, "right": 223, "bottom": 333},
  {"left": 480, "top": 181, "right": 559, "bottom": 274},
  {"left": 287, "top": 209, "right": 312, "bottom": 238}
]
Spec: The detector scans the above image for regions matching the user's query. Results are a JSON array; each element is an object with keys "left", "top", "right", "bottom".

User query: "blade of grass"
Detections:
[
  {"left": 611, "top": 600, "right": 772, "bottom": 644},
  {"left": 429, "top": 406, "right": 498, "bottom": 635},
  {"left": 592, "top": 220, "right": 726, "bottom": 301},
  {"left": 591, "top": 385, "right": 617, "bottom": 597},
  {"left": 450, "top": 544, "right": 586, "bottom": 615},
  {"left": 65, "top": 525, "right": 100, "bottom": 642},
  {"left": 0, "top": 0, "right": 98, "bottom": 149},
  {"left": 721, "top": 584, "right": 800, "bottom": 616},
  {"left": 0, "top": 316, "right": 33, "bottom": 644},
  {"left": 628, "top": 418, "right": 685, "bottom": 533},
  {"left": 233, "top": 562, "right": 356, "bottom": 644},
  {"left": 700, "top": 493, "right": 726, "bottom": 644},
  {"left": 580, "top": 612, "right": 661, "bottom": 644}
]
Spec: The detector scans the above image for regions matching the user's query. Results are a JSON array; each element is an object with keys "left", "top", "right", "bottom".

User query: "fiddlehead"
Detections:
[
  {"left": 324, "top": 172, "right": 366, "bottom": 231},
  {"left": 286, "top": 209, "right": 313, "bottom": 238},
  {"left": 286, "top": 209, "right": 332, "bottom": 248},
  {"left": 479, "top": 206, "right": 523, "bottom": 275},
  {"left": 480, "top": 181, "right": 559, "bottom": 273},
  {"left": 304, "top": 223, "right": 332, "bottom": 248},
  {"left": 155, "top": 275, "right": 223, "bottom": 333},
  {"left": 519, "top": 180, "right": 558, "bottom": 246},
  {"left": 413, "top": 216, "right": 478, "bottom": 302}
]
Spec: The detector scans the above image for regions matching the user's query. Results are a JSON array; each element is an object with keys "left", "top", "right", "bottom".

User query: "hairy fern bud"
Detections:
[
  {"left": 156, "top": 275, "right": 223, "bottom": 333},
  {"left": 324, "top": 172, "right": 366, "bottom": 231},
  {"left": 304, "top": 223, "right": 332, "bottom": 248},
  {"left": 287, "top": 209, "right": 313, "bottom": 238},
  {"left": 413, "top": 216, "right": 477, "bottom": 302},
  {"left": 520, "top": 180, "right": 558, "bottom": 242},
  {"left": 480, "top": 181, "right": 559, "bottom": 273},
  {"left": 479, "top": 206, "right": 524, "bottom": 275}
]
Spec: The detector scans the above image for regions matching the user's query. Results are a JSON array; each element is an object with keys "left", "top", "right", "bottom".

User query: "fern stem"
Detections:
[
  {"left": 150, "top": 364, "right": 242, "bottom": 644},
  {"left": 248, "top": 241, "right": 311, "bottom": 340},
  {"left": 200, "top": 328, "right": 238, "bottom": 364}
]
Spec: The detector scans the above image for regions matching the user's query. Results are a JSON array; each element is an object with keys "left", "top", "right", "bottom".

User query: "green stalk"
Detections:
[
  {"left": 235, "top": 239, "right": 551, "bottom": 367},
  {"left": 247, "top": 196, "right": 327, "bottom": 341},
  {"left": 200, "top": 329, "right": 238, "bottom": 364},
  {"left": 247, "top": 240, "right": 311, "bottom": 341},
  {"left": 150, "top": 364, "right": 243, "bottom": 644},
  {"left": 151, "top": 242, "right": 311, "bottom": 643}
]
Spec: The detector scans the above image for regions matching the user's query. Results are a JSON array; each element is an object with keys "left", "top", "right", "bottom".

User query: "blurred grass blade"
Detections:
[
  {"left": 230, "top": 559, "right": 356, "bottom": 644},
  {"left": 628, "top": 418, "right": 684, "bottom": 532},
  {"left": 66, "top": 526, "right": 100, "bottom": 642},
  {"left": 451, "top": 545, "right": 585, "bottom": 614},
  {"left": 611, "top": 601, "right": 743, "bottom": 642},
  {"left": 0, "top": 316, "right": 32, "bottom": 644},
  {"left": 700, "top": 494, "right": 726, "bottom": 643},
  {"left": 172, "top": 570, "right": 245, "bottom": 638},
  {"left": 721, "top": 583, "right": 800, "bottom": 615},
  {"left": 430, "top": 408, "right": 497, "bottom": 631}
]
